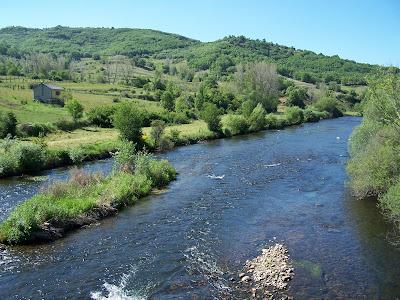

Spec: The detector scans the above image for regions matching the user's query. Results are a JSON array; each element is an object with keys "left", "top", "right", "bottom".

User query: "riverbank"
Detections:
[
  {"left": 0, "top": 108, "right": 350, "bottom": 179},
  {"left": 0, "top": 153, "right": 176, "bottom": 245}
]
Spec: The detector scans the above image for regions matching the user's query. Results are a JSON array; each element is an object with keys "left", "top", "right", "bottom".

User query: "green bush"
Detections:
[
  {"left": 87, "top": 106, "right": 116, "bottom": 128},
  {"left": 201, "top": 102, "right": 221, "bottom": 133},
  {"left": 68, "top": 147, "right": 86, "bottom": 164},
  {"left": 18, "top": 122, "right": 55, "bottom": 137},
  {"left": 303, "top": 109, "right": 320, "bottom": 123},
  {"left": 348, "top": 126, "right": 400, "bottom": 198},
  {"left": 113, "top": 102, "right": 144, "bottom": 144},
  {"left": 285, "top": 106, "right": 304, "bottom": 125},
  {"left": 313, "top": 96, "right": 343, "bottom": 118},
  {"left": 12, "top": 142, "right": 45, "bottom": 173},
  {"left": 379, "top": 181, "right": 400, "bottom": 225},
  {"left": 0, "top": 154, "right": 18, "bottom": 177},
  {"left": 170, "top": 111, "right": 190, "bottom": 124},
  {"left": 55, "top": 119, "right": 88, "bottom": 131},
  {"left": 265, "top": 114, "right": 288, "bottom": 129},
  {"left": 0, "top": 111, "right": 17, "bottom": 138},
  {"left": 248, "top": 103, "right": 266, "bottom": 132},
  {"left": 65, "top": 99, "right": 84, "bottom": 122},
  {"left": 285, "top": 86, "right": 307, "bottom": 108},
  {"left": 149, "top": 120, "right": 174, "bottom": 152},
  {"left": 222, "top": 114, "right": 248, "bottom": 136}
]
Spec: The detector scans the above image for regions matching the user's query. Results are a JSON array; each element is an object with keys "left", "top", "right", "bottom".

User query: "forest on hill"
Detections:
[{"left": 0, "top": 26, "right": 394, "bottom": 85}]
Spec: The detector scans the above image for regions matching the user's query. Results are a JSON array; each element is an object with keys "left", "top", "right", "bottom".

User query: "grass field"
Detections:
[
  {"left": 0, "top": 79, "right": 163, "bottom": 123},
  {"left": 38, "top": 120, "right": 211, "bottom": 151}
]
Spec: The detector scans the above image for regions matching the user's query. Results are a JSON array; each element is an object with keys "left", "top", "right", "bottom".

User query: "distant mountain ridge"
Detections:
[{"left": 0, "top": 26, "right": 392, "bottom": 84}]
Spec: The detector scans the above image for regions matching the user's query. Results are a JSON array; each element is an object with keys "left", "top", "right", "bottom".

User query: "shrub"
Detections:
[
  {"left": 10, "top": 142, "right": 45, "bottom": 174},
  {"left": 150, "top": 120, "right": 166, "bottom": 145},
  {"left": 379, "top": 181, "right": 400, "bottom": 225},
  {"left": 222, "top": 114, "right": 248, "bottom": 136},
  {"left": 285, "top": 86, "right": 307, "bottom": 108},
  {"left": 157, "top": 137, "right": 174, "bottom": 152},
  {"left": 55, "top": 119, "right": 88, "bottom": 131},
  {"left": 134, "top": 153, "right": 177, "bottom": 188},
  {"left": 68, "top": 147, "right": 86, "bottom": 164},
  {"left": 160, "top": 90, "right": 175, "bottom": 111},
  {"left": 113, "top": 140, "right": 136, "bottom": 173},
  {"left": 0, "top": 154, "right": 18, "bottom": 177},
  {"left": 265, "top": 114, "right": 288, "bottom": 129},
  {"left": 18, "top": 122, "right": 55, "bottom": 137},
  {"left": 0, "top": 111, "right": 17, "bottom": 138},
  {"left": 285, "top": 106, "right": 304, "bottom": 125},
  {"left": 201, "top": 102, "right": 221, "bottom": 133},
  {"left": 248, "top": 103, "right": 266, "bottom": 132},
  {"left": 170, "top": 111, "right": 190, "bottom": 124},
  {"left": 168, "top": 129, "right": 181, "bottom": 143},
  {"left": 65, "top": 99, "right": 84, "bottom": 122},
  {"left": 87, "top": 106, "right": 116, "bottom": 128},
  {"left": 303, "top": 109, "right": 320, "bottom": 123},
  {"left": 113, "top": 102, "right": 144, "bottom": 144},
  {"left": 348, "top": 126, "right": 400, "bottom": 198},
  {"left": 150, "top": 120, "right": 174, "bottom": 151},
  {"left": 313, "top": 96, "right": 343, "bottom": 118}
]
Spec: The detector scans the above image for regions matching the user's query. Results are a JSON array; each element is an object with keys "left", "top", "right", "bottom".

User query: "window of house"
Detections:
[{"left": 55, "top": 91, "right": 60, "bottom": 96}]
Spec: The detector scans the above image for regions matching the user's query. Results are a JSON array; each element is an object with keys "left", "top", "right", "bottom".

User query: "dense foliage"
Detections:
[
  {"left": 348, "top": 73, "right": 400, "bottom": 230},
  {"left": 0, "top": 111, "right": 17, "bottom": 138},
  {"left": 113, "top": 102, "right": 144, "bottom": 143}
]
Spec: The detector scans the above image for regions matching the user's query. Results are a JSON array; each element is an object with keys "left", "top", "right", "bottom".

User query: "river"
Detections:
[{"left": 1, "top": 116, "right": 400, "bottom": 299}]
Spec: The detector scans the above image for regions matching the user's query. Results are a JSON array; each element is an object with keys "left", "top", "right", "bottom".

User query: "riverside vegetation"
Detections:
[
  {"left": 0, "top": 141, "right": 176, "bottom": 245},
  {"left": 348, "top": 71, "right": 400, "bottom": 236},
  {"left": 0, "top": 27, "right": 379, "bottom": 178}
]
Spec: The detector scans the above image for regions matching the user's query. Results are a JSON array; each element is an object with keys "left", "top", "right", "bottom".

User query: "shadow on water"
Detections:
[{"left": 1, "top": 117, "right": 400, "bottom": 299}]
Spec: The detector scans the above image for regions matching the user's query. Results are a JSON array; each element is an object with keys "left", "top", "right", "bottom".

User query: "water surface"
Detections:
[{"left": 1, "top": 117, "right": 400, "bottom": 299}]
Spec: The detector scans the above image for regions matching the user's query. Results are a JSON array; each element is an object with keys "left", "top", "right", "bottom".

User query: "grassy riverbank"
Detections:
[
  {"left": 0, "top": 107, "right": 342, "bottom": 179},
  {"left": 0, "top": 151, "right": 176, "bottom": 245}
]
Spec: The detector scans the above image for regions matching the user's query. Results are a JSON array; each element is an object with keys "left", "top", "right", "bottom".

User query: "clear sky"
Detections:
[{"left": 1, "top": 0, "right": 399, "bottom": 66}]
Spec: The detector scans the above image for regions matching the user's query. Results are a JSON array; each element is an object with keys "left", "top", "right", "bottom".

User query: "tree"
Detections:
[
  {"left": 201, "top": 103, "right": 221, "bottom": 133},
  {"left": 285, "top": 86, "right": 307, "bottom": 108},
  {"left": 65, "top": 99, "right": 84, "bottom": 122},
  {"left": 150, "top": 120, "right": 166, "bottom": 147},
  {"left": 235, "top": 62, "right": 280, "bottom": 113},
  {"left": 161, "top": 82, "right": 181, "bottom": 111},
  {"left": 363, "top": 73, "right": 400, "bottom": 130},
  {"left": 248, "top": 103, "right": 266, "bottom": 131},
  {"left": 161, "top": 90, "right": 175, "bottom": 111},
  {"left": 113, "top": 102, "right": 144, "bottom": 144},
  {"left": 0, "top": 112, "right": 17, "bottom": 138},
  {"left": 313, "top": 96, "right": 343, "bottom": 118}
]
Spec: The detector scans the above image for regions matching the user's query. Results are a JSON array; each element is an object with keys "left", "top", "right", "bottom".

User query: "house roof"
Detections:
[{"left": 41, "top": 83, "right": 64, "bottom": 90}]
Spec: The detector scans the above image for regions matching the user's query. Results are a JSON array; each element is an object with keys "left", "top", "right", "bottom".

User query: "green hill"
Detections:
[
  {"left": 0, "top": 26, "right": 393, "bottom": 84},
  {"left": 0, "top": 26, "right": 199, "bottom": 57}
]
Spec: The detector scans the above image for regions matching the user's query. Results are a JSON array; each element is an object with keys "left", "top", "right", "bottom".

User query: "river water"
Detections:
[{"left": 1, "top": 117, "right": 400, "bottom": 299}]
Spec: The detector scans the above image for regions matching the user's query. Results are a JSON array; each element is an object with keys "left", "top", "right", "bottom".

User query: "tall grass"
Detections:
[{"left": 0, "top": 153, "right": 176, "bottom": 245}]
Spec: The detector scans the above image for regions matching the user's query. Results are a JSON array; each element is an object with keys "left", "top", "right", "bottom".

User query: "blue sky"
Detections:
[{"left": 1, "top": 0, "right": 399, "bottom": 66}]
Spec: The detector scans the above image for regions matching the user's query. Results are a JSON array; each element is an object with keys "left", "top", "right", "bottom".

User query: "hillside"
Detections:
[
  {"left": 0, "top": 26, "right": 392, "bottom": 85},
  {"left": 0, "top": 26, "right": 199, "bottom": 57}
]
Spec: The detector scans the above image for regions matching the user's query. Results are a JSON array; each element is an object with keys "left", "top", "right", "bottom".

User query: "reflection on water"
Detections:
[{"left": 1, "top": 117, "right": 400, "bottom": 299}]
